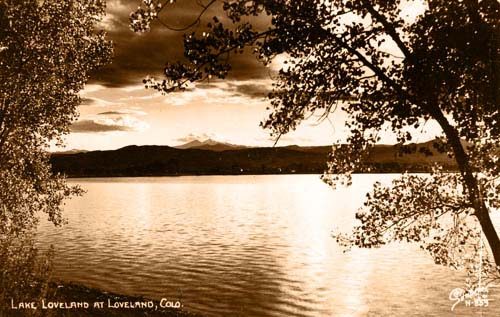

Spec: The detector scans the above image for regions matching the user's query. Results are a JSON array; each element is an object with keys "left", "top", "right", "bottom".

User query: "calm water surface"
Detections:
[{"left": 37, "top": 175, "right": 500, "bottom": 316}]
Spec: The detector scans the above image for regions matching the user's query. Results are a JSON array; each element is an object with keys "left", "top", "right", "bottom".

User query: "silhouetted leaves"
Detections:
[
  {"left": 131, "top": 0, "right": 500, "bottom": 274},
  {"left": 0, "top": 0, "right": 112, "bottom": 312},
  {"left": 0, "top": 0, "right": 112, "bottom": 235}
]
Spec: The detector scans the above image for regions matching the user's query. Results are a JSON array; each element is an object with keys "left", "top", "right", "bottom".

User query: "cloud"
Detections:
[
  {"left": 80, "top": 97, "right": 96, "bottom": 106},
  {"left": 90, "top": 0, "right": 273, "bottom": 88},
  {"left": 194, "top": 83, "right": 219, "bottom": 90},
  {"left": 230, "top": 83, "right": 270, "bottom": 99},
  {"left": 97, "top": 109, "right": 147, "bottom": 116},
  {"left": 70, "top": 120, "right": 131, "bottom": 133},
  {"left": 158, "top": 79, "right": 272, "bottom": 107},
  {"left": 97, "top": 111, "right": 124, "bottom": 115},
  {"left": 195, "top": 81, "right": 271, "bottom": 99},
  {"left": 70, "top": 114, "right": 149, "bottom": 133},
  {"left": 79, "top": 96, "right": 123, "bottom": 107},
  {"left": 81, "top": 84, "right": 107, "bottom": 93}
]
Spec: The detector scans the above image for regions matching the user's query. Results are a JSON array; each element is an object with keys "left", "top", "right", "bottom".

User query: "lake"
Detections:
[{"left": 37, "top": 175, "right": 500, "bottom": 316}]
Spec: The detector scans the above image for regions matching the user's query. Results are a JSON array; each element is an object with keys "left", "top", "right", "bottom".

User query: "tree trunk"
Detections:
[{"left": 433, "top": 111, "right": 500, "bottom": 266}]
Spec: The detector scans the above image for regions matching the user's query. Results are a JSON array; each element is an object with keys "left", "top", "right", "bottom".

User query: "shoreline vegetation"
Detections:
[
  {"left": 5, "top": 282, "right": 199, "bottom": 317},
  {"left": 50, "top": 141, "right": 459, "bottom": 178}
]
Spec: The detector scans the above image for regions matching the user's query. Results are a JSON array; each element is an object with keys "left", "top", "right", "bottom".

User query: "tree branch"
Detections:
[
  {"left": 157, "top": 0, "right": 217, "bottom": 31},
  {"left": 361, "top": 1, "right": 412, "bottom": 58}
]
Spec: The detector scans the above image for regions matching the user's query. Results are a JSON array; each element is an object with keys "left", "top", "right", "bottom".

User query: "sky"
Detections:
[{"left": 58, "top": 0, "right": 437, "bottom": 151}]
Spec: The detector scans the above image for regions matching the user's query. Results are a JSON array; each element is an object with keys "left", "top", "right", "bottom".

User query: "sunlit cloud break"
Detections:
[{"left": 70, "top": 114, "right": 149, "bottom": 133}]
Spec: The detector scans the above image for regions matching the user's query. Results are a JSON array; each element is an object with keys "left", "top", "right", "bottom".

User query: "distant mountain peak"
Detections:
[
  {"left": 176, "top": 139, "right": 205, "bottom": 148},
  {"left": 174, "top": 139, "right": 246, "bottom": 151}
]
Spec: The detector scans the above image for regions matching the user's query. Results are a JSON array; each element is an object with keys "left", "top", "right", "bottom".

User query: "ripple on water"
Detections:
[{"left": 36, "top": 175, "right": 500, "bottom": 317}]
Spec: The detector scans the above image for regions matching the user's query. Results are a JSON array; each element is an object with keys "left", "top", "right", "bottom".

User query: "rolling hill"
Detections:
[{"left": 50, "top": 141, "right": 457, "bottom": 177}]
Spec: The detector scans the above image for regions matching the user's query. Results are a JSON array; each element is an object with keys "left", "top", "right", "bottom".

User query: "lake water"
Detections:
[{"left": 37, "top": 175, "right": 500, "bottom": 316}]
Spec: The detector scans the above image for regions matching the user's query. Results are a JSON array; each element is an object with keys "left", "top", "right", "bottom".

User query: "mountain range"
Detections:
[
  {"left": 173, "top": 139, "right": 247, "bottom": 151},
  {"left": 50, "top": 139, "right": 458, "bottom": 177}
]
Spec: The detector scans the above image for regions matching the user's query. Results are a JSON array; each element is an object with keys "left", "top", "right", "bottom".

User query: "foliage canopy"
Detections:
[
  {"left": 0, "top": 0, "right": 112, "bottom": 235},
  {"left": 0, "top": 0, "right": 112, "bottom": 310},
  {"left": 131, "top": 0, "right": 499, "bottom": 279}
]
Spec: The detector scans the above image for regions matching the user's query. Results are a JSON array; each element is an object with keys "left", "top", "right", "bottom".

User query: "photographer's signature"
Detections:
[
  {"left": 449, "top": 234, "right": 498, "bottom": 311},
  {"left": 449, "top": 286, "right": 491, "bottom": 311}
]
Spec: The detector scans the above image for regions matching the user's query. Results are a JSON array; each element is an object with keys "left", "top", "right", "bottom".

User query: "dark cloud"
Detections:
[
  {"left": 194, "top": 83, "right": 219, "bottom": 90},
  {"left": 194, "top": 81, "right": 271, "bottom": 99},
  {"left": 90, "top": 0, "right": 272, "bottom": 88},
  {"left": 232, "top": 83, "right": 270, "bottom": 99},
  {"left": 80, "top": 97, "right": 96, "bottom": 106},
  {"left": 97, "top": 111, "right": 123, "bottom": 115},
  {"left": 97, "top": 110, "right": 147, "bottom": 116},
  {"left": 70, "top": 120, "right": 131, "bottom": 133}
]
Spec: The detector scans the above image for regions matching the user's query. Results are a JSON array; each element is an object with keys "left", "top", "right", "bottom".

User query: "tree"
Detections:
[
  {"left": 130, "top": 0, "right": 499, "bottom": 277},
  {"left": 0, "top": 0, "right": 112, "bottom": 309},
  {"left": 0, "top": 0, "right": 112, "bottom": 235}
]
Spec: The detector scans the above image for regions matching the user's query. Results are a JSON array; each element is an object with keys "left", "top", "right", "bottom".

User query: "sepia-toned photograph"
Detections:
[{"left": 0, "top": 0, "right": 499, "bottom": 316}]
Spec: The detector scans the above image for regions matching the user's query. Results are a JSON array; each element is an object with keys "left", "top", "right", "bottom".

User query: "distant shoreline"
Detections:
[
  {"left": 50, "top": 143, "right": 458, "bottom": 178},
  {"left": 62, "top": 170, "right": 447, "bottom": 179}
]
